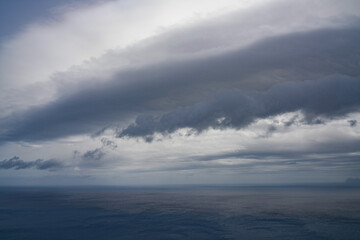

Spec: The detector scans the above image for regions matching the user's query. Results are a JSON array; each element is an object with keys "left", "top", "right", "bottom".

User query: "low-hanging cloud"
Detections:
[
  {"left": 118, "top": 75, "right": 360, "bottom": 140},
  {"left": 1, "top": 26, "right": 360, "bottom": 144},
  {"left": 0, "top": 156, "right": 63, "bottom": 170}
]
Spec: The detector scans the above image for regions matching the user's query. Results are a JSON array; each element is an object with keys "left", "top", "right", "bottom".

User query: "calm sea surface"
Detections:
[{"left": 0, "top": 186, "right": 360, "bottom": 239}]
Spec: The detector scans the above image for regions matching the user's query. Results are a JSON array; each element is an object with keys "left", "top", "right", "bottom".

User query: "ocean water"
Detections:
[{"left": 0, "top": 186, "right": 360, "bottom": 240}]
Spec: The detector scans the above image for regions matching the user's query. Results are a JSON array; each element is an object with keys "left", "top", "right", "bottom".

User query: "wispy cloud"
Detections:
[
  {"left": 82, "top": 148, "right": 105, "bottom": 161},
  {"left": 0, "top": 156, "right": 63, "bottom": 170}
]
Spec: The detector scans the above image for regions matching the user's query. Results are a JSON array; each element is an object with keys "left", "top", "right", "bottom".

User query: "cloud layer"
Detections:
[
  {"left": 118, "top": 75, "right": 360, "bottom": 140},
  {"left": 0, "top": 156, "right": 63, "bottom": 170},
  {"left": 1, "top": 26, "right": 360, "bottom": 143}
]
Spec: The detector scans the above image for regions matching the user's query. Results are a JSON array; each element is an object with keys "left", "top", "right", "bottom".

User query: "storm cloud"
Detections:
[
  {"left": 1, "top": 26, "right": 360, "bottom": 143},
  {"left": 118, "top": 75, "right": 360, "bottom": 139}
]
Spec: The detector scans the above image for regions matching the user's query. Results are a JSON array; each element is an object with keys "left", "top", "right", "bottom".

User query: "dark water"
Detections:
[{"left": 0, "top": 186, "right": 360, "bottom": 240}]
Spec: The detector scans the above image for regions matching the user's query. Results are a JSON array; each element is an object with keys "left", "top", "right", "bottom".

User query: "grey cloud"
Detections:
[
  {"left": 82, "top": 148, "right": 105, "bottom": 161},
  {"left": 118, "top": 75, "right": 360, "bottom": 140},
  {"left": 283, "top": 114, "right": 300, "bottom": 127},
  {"left": 101, "top": 138, "right": 117, "bottom": 150},
  {"left": 194, "top": 144, "right": 360, "bottom": 163},
  {"left": 1, "top": 26, "right": 360, "bottom": 143},
  {"left": 0, "top": 156, "right": 63, "bottom": 170},
  {"left": 348, "top": 119, "right": 357, "bottom": 127},
  {"left": 181, "top": 138, "right": 360, "bottom": 176},
  {"left": 129, "top": 153, "right": 360, "bottom": 174},
  {"left": 133, "top": 136, "right": 360, "bottom": 173},
  {"left": 80, "top": 138, "right": 117, "bottom": 163},
  {"left": 259, "top": 125, "right": 278, "bottom": 138},
  {"left": 73, "top": 150, "right": 80, "bottom": 159}
]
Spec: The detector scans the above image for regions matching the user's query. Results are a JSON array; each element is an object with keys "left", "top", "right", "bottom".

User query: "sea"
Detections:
[{"left": 0, "top": 185, "right": 359, "bottom": 239}]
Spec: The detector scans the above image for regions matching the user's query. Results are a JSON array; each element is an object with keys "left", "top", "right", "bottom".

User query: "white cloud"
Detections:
[{"left": 0, "top": 0, "right": 263, "bottom": 88}]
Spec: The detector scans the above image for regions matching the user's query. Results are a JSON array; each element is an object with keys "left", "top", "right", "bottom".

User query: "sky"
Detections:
[{"left": 0, "top": 0, "right": 360, "bottom": 186}]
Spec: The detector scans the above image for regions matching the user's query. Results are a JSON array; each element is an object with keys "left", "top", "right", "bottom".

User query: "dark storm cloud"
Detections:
[
  {"left": 118, "top": 75, "right": 360, "bottom": 139},
  {"left": 0, "top": 156, "right": 63, "bottom": 170},
  {"left": 1, "top": 26, "right": 360, "bottom": 143}
]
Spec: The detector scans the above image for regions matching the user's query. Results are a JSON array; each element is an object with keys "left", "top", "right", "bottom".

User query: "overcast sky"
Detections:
[{"left": 0, "top": 0, "right": 360, "bottom": 186}]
